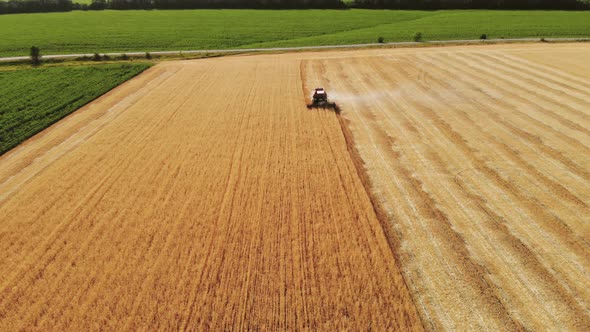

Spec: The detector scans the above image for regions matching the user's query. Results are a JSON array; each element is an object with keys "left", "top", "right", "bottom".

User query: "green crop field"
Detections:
[
  {"left": 0, "top": 63, "right": 150, "bottom": 155},
  {"left": 0, "top": 10, "right": 589, "bottom": 57}
]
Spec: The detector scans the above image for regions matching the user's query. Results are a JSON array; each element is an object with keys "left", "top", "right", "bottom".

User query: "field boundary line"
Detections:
[{"left": 1, "top": 37, "right": 589, "bottom": 62}]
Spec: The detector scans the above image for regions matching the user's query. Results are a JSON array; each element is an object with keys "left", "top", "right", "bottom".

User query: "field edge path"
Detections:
[{"left": 1, "top": 38, "right": 589, "bottom": 62}]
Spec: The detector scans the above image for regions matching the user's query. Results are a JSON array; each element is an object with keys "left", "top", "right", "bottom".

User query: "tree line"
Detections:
[
  {"left": 1, "top": 0, "right": 588, "bottom": 14},
  {"left": 0, "top": 0, "right": 344, "bottom": 13},
  {"left": 1, "top": 0, "right": 72, "bottom": 14},
  {"left": 351, "top": 0, "right": 589, "bottom": 9},
  {"left": 109, "top": 0, "right": 345, "bottom": 10}
]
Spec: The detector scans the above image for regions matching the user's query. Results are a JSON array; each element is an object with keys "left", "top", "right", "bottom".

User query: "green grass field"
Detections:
[
  {"left": 0, "top": 10, "right": 589, "bottom": 57},
  {"left": 0, "top": 63, "right": 150, "bottom": 155}
]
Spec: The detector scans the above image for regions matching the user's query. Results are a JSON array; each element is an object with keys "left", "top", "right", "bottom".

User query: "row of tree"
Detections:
[
  {"left": 109, "top": 0, "right": 345, "bottom": 10},
  {"left": 0, "top": 0, "right": 344, "bottom": 13},
  {"left": 1, "top": 0, "right": 72, "bottom": 14},
  {"left": 351, "top": 0, "right": 589, "bottom": 9},
  {"left": 1, "top": 0, "right": 588, "bottom": 14}
]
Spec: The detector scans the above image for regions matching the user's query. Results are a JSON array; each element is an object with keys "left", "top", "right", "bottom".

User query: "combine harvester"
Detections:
[{"left": 307, "top": 88, "right": 339, "bottom": 112}]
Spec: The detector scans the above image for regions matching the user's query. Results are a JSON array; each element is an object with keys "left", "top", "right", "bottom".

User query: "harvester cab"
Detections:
[
  {"left": 307, "top": 87, "right": 338, "bottom": 112},
  {"left": 313, "top": 88, "right": 328, "bottom": 103}
]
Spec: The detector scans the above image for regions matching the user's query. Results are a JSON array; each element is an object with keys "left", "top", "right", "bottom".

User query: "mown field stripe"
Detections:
[
  {"left": 394, "top": 52, "right": 590, "bottom": 310},
  {"left": 326, "top": 57, "right": 518, "bottom": 330}
]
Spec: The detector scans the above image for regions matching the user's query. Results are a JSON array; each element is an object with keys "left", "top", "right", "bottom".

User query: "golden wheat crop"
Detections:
[{"left": 0, "top": 56, "right": 421, "bottom": 330}]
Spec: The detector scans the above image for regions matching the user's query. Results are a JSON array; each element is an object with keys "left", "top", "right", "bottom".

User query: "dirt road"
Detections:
[
  {"left": 2, "top": 38, "right": 586, "bottom": 62},
  {"left": 0, "top": 43, "right": 589, "bottom": 330}
]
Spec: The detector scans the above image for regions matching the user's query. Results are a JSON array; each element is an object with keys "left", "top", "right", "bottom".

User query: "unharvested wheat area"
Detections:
[{"left": 0, "top": 43, "right": 589, "bottom": 330}]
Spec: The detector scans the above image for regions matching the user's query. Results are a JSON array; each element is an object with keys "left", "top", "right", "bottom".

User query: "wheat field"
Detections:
[
  {"left": 0, "top": 43, "right": 589, "bottom": 330},
  {"left": 0, "top": 54, "right": 420, "bottom": 330},
  {"left": 305, "top": 43, "right": 590, "bottom": 330}
]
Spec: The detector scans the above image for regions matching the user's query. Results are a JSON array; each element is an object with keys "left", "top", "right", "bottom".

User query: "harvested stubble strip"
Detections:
[{"left": 309, "top": 43, "right": 590, "bottom": 331}]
